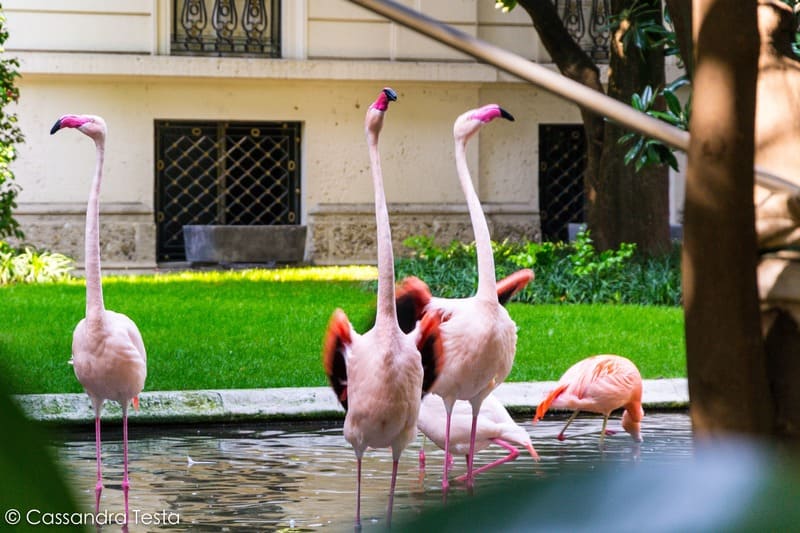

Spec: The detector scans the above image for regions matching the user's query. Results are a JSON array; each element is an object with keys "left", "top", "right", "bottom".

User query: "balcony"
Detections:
[
  {"left": 172, "top": 0, "right": 281, "bottom": 58},
  {"left": 553, "top": 0, "right": 612, "bottom": 62}
]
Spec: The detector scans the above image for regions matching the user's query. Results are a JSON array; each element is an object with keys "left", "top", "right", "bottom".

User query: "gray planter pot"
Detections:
[{"left": 183, "top": 225, "right": 307, "bottom": 264}]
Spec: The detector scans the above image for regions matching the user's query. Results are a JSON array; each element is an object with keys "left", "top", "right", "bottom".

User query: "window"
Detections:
[{"left": 155, "top": 120, "right": 301, "bottom": 261}]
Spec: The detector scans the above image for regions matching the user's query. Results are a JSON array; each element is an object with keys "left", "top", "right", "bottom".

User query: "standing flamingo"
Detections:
[
  {"left": 51, "top": 115, "right": 147, "bottom": 524},
  {"left": 392, "top": 104, "right": 518, "bottom": 491},
  {"left": 417, "top": 392, "right": 539, "bottom": 482},
  {"left": 322, "top": 88, "right": 444, "bottom": 529},
  {"left": 533, "top": 354, "right": 644, "bottom": 444}
]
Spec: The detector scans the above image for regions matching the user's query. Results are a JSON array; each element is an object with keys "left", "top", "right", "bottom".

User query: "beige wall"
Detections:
[{"left": 5, "top": 0, "right": 684, "bottom": 267}]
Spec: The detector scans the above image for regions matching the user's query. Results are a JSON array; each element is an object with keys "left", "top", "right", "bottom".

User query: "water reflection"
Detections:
[{"left": 52, "top": 412, "right": 693, "bottom": 531}]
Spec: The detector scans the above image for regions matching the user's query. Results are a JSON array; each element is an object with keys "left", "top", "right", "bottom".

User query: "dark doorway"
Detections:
[{"left": 539, "top": 124, "right": 586, "bottom": 242}]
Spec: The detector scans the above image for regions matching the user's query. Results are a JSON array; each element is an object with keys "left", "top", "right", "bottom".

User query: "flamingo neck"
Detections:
[
  {"left": 454, "top": 138, "right": 497, "bottom": 300},
  {"left": 85, "top": 140, "right": 106, "bottom": 324},
  {"left": 368, "top": 127, "right": 399, "bottom": 333}
]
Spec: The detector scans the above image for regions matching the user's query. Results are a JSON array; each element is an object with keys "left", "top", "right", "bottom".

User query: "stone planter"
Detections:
[{"left": 183, "top": 225, "right": 307, "bottom": 264}]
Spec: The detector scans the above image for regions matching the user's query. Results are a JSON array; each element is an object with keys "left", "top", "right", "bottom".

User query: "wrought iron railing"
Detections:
[
  {"left": 172, "top": 0, "right": 281, "bottom": 57},
  {"left": 554, "top": 0, "right": 611, "bottom": 61}
]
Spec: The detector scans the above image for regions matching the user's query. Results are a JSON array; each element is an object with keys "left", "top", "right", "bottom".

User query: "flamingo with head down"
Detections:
[
  {"left": 322, "top": 88, "right": 444, "bottom": 528},
  {"left": 417, "top": 392, "right": 539, "bottom": 482},
  {"left": 534, "top": 354, "right": 644, "bottom": 445},
  {"left": 51, "top": 114, "right": 147, "bottom": 524},
  {"left": 393, "top": 104, "right": 525, "bottom": 491}
]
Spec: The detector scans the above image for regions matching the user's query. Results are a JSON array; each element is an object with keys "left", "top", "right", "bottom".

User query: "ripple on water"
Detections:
[{"left": 52, "top": 412, "right": 693, "bottom": 531}]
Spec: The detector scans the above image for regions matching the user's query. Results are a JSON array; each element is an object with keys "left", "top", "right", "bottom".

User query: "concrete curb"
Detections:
[{"left": 12, "top": 378, "right": 688, "bottom": 426}]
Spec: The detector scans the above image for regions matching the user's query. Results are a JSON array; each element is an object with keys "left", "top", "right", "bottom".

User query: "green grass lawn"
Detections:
[{"left": 0, "top": 267, "right": 685, "bottom": 395}]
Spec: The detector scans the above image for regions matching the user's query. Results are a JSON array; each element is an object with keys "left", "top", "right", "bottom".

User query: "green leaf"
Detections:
[
  {"left": 663, "top": 90, "right": 682, "bottom": 116},
  {"left": 642, "top": 85, "right": 654, "bottom": 107}
]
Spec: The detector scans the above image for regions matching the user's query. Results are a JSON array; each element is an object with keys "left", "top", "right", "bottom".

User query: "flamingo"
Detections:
[
  {"left": 322, "top": 88, "right": 444, "bottom": 529},
  {"left": 392, "top": 104, "right": 519, "bottom": 491},
  {"left": 533, "top": 354, "right": 644, "bottom": 444},
  {"left": 51, "top": 115, "right": 147, "bottom": 523},
  {"left": 417, "top": 392, "right": 539, "bottom": 482}
]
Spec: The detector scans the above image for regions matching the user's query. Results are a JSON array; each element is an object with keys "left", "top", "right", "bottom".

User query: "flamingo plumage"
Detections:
[
  {"left": 534, "top": 354, "right": 645, "bottom": 444},
  {"left": 322, "top": 88, "right": 444, "bottom": 529},
  {"left": 418, "top": 392, "right": 539, "bottom": 482},
  {"left": 51, "top": 114, "right": 147, "bottom": 524},
  {"left": 394, "top": 104, "right": 519, "bottom": 491}
]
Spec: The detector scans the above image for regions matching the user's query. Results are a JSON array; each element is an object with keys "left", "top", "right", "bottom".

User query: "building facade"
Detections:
[{"left": 6, "top": 0, "right": 684, "bottom": 269}]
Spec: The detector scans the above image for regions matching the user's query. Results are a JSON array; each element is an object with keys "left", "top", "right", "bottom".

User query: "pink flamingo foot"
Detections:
[
  {"left": 557, "top": 433, "right": 566, "bottom": 441},
  {"left": 604, "top": 429, "right": 617, "bottom": 436}
]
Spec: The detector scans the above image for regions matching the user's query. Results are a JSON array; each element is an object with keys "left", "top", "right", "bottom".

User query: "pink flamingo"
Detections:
[
  {"left": 533, "top": 354, "right": 644, "bottom": 444},
  {"left": 51, "top": 115, "right": 147, "bottom": 524},
  {"left": 417, "top": 392, "right": 539, "bottom": 481},
  {"left": 394, "top": 104, "right": 519, "bottom": 491},
  {"left": 322, "top": 88, "right": 444, "bottom": 529}
]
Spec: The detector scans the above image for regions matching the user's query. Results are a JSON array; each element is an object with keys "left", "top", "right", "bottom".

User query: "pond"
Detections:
[{"left": 52, "top": 412, "right": 693, "bottom": 531}]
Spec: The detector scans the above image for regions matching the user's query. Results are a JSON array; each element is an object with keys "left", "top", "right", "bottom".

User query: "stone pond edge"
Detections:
[{"left": 12, "top": 378, "right": 689, "bottom": 426}]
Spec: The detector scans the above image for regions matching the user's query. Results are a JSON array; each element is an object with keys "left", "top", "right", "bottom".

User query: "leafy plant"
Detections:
[
  {"left": 396, "top": 231, "right": 682, "bottom": 306},
  {"left": 0, "top": 4, "right": 24, "bottom": 240},
  {"left": 618, "top": 77, "right": 691, "bottom": 171},
  {"left": 0, "top": 241, "right": 73, "bottom": 285},
  {"left": 609, "top": 0, "right": 674, "bottom": 60},
  {"left": 569, "top": 230, "right": 636, "bottom": 277}
]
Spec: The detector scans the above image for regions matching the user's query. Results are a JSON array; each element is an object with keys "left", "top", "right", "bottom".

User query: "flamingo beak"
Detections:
[
  {"left": 382, "top": 88, "right": 398, "bottom": 102},
  {"left": 499, "top": 107, "right": 515, "bottom": 122},
  {"left": 50, "top": 119, "right": 63, "bottom": 135}
]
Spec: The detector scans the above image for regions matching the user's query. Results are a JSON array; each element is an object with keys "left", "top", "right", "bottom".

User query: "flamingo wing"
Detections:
[
  {"left": 496, "top": 269, "right": 535, "bottom": 306},
  {"left": 416, "top": 309, "right": 445, "bottom": 394},
  {"left": 395, "top": 276, "right": 432, "bottom": 334},
  {"left": 322, "top": 309, "right": 354, "bottom": 411}
]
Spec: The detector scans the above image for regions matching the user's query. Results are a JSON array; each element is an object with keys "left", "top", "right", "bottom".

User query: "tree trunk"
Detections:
[
  {"left": 596, "top": 0, "right": 670, "bottom": 254},
  {"left": 515, "top": 0, "right": 605, "bottom": 245},
  {"left": 664, "top": 0, "right": 694, "bottom": 80},
  {"left": 516, "top": 0, "right": 670, "bottom": 253},
  {"left": 683, "top": 0, "right": 773, "bottom": 438}
]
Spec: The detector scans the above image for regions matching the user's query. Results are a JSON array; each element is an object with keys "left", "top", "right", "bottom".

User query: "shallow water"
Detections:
[{"left": 52, "top": 412, "right": 693, "bottom": 532}]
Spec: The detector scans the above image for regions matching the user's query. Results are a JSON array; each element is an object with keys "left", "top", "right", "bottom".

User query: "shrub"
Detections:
[
  {"left": 395, "top": 231, "right": 682, "bottom": 306},
  {"left": 0, "top": 241, "right": 74, "bottom": 285},
  {"left": 0, "top": 5, "right": 25, "bottom": 239}
]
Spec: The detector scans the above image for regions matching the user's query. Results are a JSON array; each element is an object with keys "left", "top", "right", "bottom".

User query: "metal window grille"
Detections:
[
  {"left": 539, "top": 124, "right": 586, "bottom": 242},
  {"left": 155, "top": 120, "right": 301, "bottom": 261},
  {"left": 172, "top": 0, "right": 281, "bottom": 57},
  {"left": 553, "top": 0, "right": 611, "bottom": 62}
]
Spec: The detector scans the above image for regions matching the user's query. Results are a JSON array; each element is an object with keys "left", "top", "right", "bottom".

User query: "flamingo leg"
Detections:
[
  {"left": 464, "top": 412, "right": 479, "bottom": 489},
  {"left": 557, "top": 410, "right": 580, "bottom": 440},
  {"left": 122, "top": 409, "right": 131, "bottom": 524},
  {"left": 418, "top": 435, "right": 427, "bottom": 470},
  {"left": 386, "top": 459, "right": 399, "bottom": 527},
  {"left": 455, "top": 439, "right": 520, "bottom": 482},
  {"left": 442, "top": 408, "right": 453, "bottom": 492},
  {"left": 94, "top": 416, "right": 103, "bottom": 514},
  {"left": 599, "top": 414, "right": 610, "bottom": 446},
  {"left": 355, "top": 456, "right": 363, "bottom": 530}
]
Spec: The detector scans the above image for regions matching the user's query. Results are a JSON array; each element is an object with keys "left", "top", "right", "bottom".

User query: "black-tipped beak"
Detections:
[
  {"left": 500, "top": 108, "right": 515, "bottom": 122},
  {"left": 50, "top": 119, "right": 62, "bottom": 135},
  {"left": 383, "top": 88, "right": 398, "bottom": 102}
]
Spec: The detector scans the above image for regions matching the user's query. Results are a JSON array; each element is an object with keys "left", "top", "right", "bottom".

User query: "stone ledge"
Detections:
[{"left": 12, "top": 379, "right": 689, "bottom": 426}]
